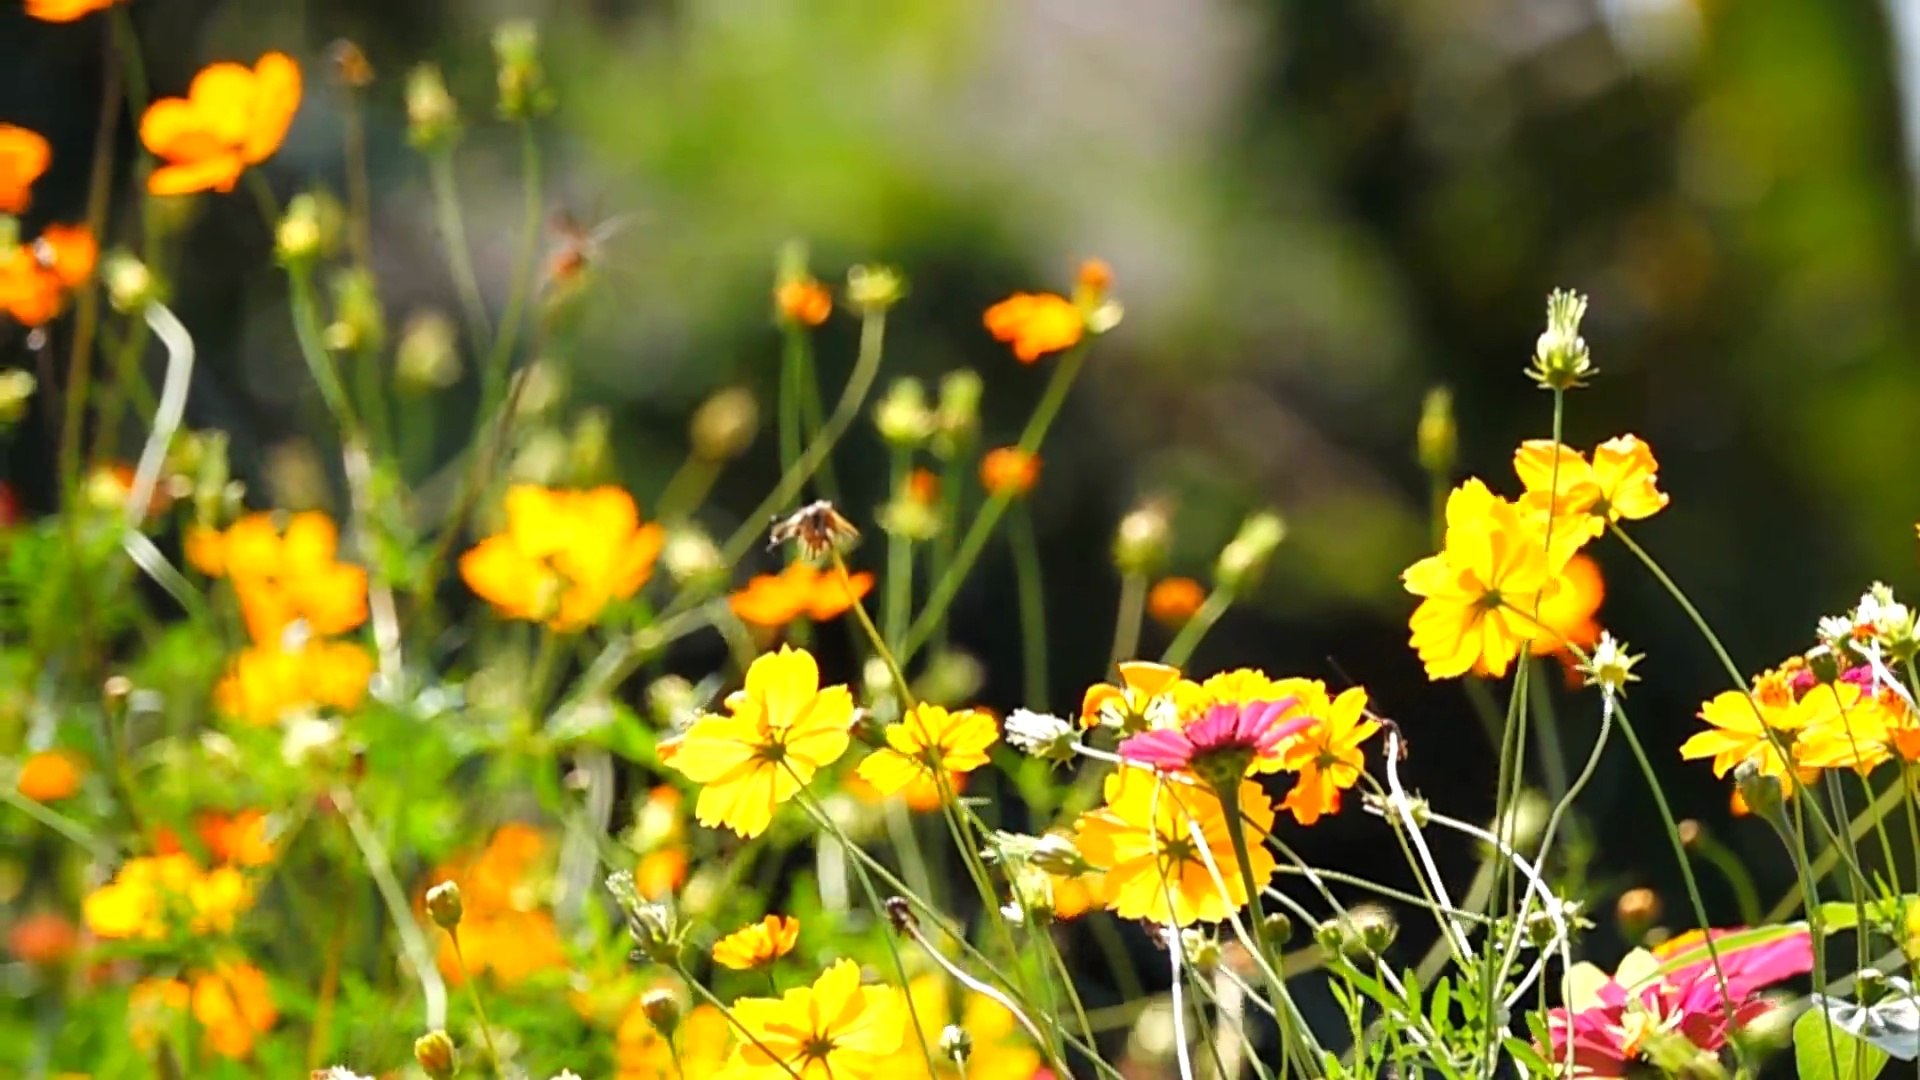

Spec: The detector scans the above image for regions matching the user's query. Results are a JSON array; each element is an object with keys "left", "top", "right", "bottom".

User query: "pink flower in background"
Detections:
[
  {"left": 1544, "top": 927, "right": 1813, "bottom": 1077},
  {"left": 1119, "top": 699, "right": 1310, "bottom": 777}
]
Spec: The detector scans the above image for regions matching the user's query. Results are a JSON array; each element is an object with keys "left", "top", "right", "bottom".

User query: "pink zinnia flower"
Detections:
[
  {"left": 1118, "top": 699, "right": 1312, "bottom": 787},
  {"left": 1544, "top": 927, "right": 1812, "bottom": 1077}
]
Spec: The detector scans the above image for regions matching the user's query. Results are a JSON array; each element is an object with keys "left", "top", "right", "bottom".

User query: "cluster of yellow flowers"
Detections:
[{"left": 1401, "top": 436, "right": 1668, "bottom": 680}]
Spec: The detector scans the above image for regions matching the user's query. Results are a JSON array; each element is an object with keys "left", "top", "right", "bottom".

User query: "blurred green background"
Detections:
[{"left": 8, "top": 0, "right": 1920, "bottom": 967}]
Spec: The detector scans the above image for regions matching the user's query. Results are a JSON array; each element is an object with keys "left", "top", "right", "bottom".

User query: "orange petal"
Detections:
[{"left": 242, "top": 52, "right": 303, "bottom": 164}]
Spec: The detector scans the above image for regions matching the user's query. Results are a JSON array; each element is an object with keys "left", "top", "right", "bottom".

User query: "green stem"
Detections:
[
  {"left": 1107, "top": 572, "right": 1146, "bottom": 669},
  {"left": 900, "top": 344, "right": 1090, "bottom": 664},
  {"left": 1222, "top": 799, "right": 1324, "bottom": 1078},
  {"left": 478, "top": 121, "right": 543, "bottom": 424},
  {"left": 427, "top": 151, "right": 493, "bottom": 350},
  {"left": 449, "top": 934, "right": 505, "bottom": 1067},
  {"left": 286, "top": 265, "right": 363, "bottom": 442},
  {"left": 2, "top": 786, "right": 114, "bottom": 861},
  {"left": 779, "top": 325, "right": 804, "bottom": 477},
  {"left": 1159, "top": 584, "right": 1234, "bottom": 668},
  {"left": 1009, "top": 503, "right": 1049, "bottom": 710},
  {"left": 884, "top": 447, "right": 913, "bottom": 650},
  {"left": 720, "top": 311, "right": 889, "bottom": 566}
]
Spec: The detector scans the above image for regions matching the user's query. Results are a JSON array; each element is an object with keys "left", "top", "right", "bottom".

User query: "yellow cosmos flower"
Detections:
[
  {"left": 1080, "top": 660, "right": 1184, "bottom": 731},
  {"left": 667, "top": 647, "right": 853, "bottom": 838},
  {"left": 881, "top": 975, "right": 1043, "bottom": 1080},
  {"left": 1514, "top": 435, "right": 1670, "bottom": 541},
  {"left": 83, "top": 854, "right": 253, "bottom": 940},
  {"left": 856, "top": 704, "right": 997, "bottom": 798},
  {"left": 460, "top": 485, "right": 666, "bottom": 630},
  {"left": 1278, "top": 686, "right": 1379, "bottom": 825},
  {"left": 1074, "top": 772, "right": 1275, "bottom": 926},
  {"left": 1679, "top": 685, "right": 1853, "bottom": 781},
  {"left": 711, "top": 914, "right": 801, "bottom": 971},
  {"left": 1402, "top": 479, "right": 1566, "bottom": 680},
  {"left": 1791, "top": 683, "right": 1916, "bottom": 774},
  {"left": 617, "top": 1002, "right": 732, "bottom": 1080},
  {"left": 723, "top": 959, "right": 907, "bottom": 1080}
]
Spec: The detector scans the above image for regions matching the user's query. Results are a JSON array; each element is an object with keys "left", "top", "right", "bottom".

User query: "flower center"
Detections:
[{"left": 801, "top": 1035, "right": 837, "bottom": 1064}]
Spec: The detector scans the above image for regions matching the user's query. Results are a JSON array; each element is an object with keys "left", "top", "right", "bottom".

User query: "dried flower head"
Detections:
[{"left": 769, "top": 500, "right": 860, "bottom": 560}]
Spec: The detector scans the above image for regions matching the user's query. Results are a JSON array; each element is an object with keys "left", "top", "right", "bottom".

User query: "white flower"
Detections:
[
  {"left": 1818, "top": 614, "right": 1855, "bottom": 647},
  {"left": 1814, "top": 974, "right": 1920, "bottom": 1060},
  {"left": 1003, "top": 709, "right": 1076, "bottom": 762},
  {"left": 1580, "top": 632, "right": 1643, "bottom": 695},
  {"left": 281, "top": 716, "right": 341, "bottom": 768}
]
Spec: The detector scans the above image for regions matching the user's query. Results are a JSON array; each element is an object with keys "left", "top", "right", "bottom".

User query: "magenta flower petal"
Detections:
[{"left": 1118, "top": 729, "right": 1197, "bottom": 769}]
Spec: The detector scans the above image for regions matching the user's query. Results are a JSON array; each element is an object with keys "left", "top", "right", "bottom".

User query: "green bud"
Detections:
[
  {"left": 102, "top": 251, "right": 156, "bottom": 314},
  {"left": 0, "top": 368, "right": 35, "bottom": 426},
  {"left": 324, "top": 267, "right": 386, "bottom": 356},
  {"left": 569, "top": 408, "right": 613, "bottom": 485},
  {"left": 874, "top": 377, "right": 934, "bottom": 448},
  {"left": 406, "top": 64, "right": 461, "bottom": 151},
  {"left": 396, "top": 311, "right": 461, "bottom": 393},
  {"left": 690, "top": 387, "right": 759, "bottom": 463},
  {"left": 1416, "top": 386, "right": 1455, "bottom": 477},
  {"left": 1215, "top": 510, "right": 1285, "bottom": 590},
  {"left": 845, "top": 264, "right": 905, "bottom": 315},
  {"left": 661, "top": 528, "right": 727, "bottom": 595},
  {"left": 492, "top": 20, "right": 555, "bottom": 120},
  {"left": 939, "top": 1024, "right": 973, "bottom": 1065},
  {"left": 413, "top": 1030, "right": 456, "bottom": 1079},
  {"left": 1028, "top": 833, "right": 1091, "bottom": 877},
  {"left": 1262, "top": 911, "right": 1294, "bottom": 947},
  {"left": 1113, "top": 501, "right": 1172, "bottom": 577},
  {"left": 931, "top": 369, "right": 983, "bottom": 458},
  {"left": 641, "top": 989, "right": 682, "bottom": 1037}
]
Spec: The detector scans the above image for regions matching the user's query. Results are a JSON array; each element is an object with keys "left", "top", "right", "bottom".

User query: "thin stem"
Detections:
[
  {"left": 58, "top": 32, "right": 122, "bottom": 501},
  {"left": 779, "top": 325, "right": 804, "bottom": 476},
  {"left": 2, "top": 785, "right": 114, "bottom": 861},
  {"left": 478, "top": 121, "right": 544, "bottom": 423},
  {"left": 721, "top": 311, "right": 889, "bottom": 566},
  {"left": 448, "top": 934, "right": 504, "bottom": 1067},
  {"left": 1107, "top": 572, "right": 1146, "bottom": 669},
  {"left": 1160, "top": 585, "right": 1233, "bottom": 668},
  {"left": 834, "top": 551, "right": 910, "bottom": 705},
  {"left": 426, "top": 151, "right": 493, "bottom": 349},
  {"left": 285, "top": 264, "right": 363, "bottom": 441},
  {"left": 900, "top": 344, "right": 1090, "bottom": 664},
  {"left": 336, "top": 790, "right": 447, "bottom": 1029},
  {"left": 884, "top": 446, "right": 913, "bottom": 650},
  {"left": 1009, "top": 503, "right": 1049, "bottom": 710}
]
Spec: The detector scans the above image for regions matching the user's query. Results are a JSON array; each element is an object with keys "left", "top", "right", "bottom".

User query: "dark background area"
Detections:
[{"left": 6, "top": 0, "right": 1917, "bottom": 1020}]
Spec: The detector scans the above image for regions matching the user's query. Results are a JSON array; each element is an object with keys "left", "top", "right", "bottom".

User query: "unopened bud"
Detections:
[
  {"left": 413, "top": 1031, "right": 456, "bottom": 1079},
  {"left": 662, "top": 529, "right": 726, "bottom": 594},
  {"left": 1262, "top": 911, "right": 1294, "bottom": 947},
  {"left": 1856, "top": 968, "right": 1892, "bottom": 1006},
  {"left": 569, "top": 409, "right": 613, "bottom": 484},
  {"left": 1416, "top": 386, "right": 1456, "bottom": 477},
  {"left": 324, "top": 267, "right": 386, "bottom": 355},
  {"left": 102, "top": 252, "right": 155, "bottom": 313},
  {"left": 1488, "top": 789, "right": 1551, "bottom": 857},
  {"left": 1029, "top": 833, "right": 1090, "bottom": 877},
  {"left": 396, "top": 311, "right": 461, "bottom": 392},
  {"left": 1215, "top": 511, "right": 1285, "bottom": 590},
  {"left": 845, "top": 265, "right": 905, "bottom": 314},
  {"left": 406, "top": 64, "right": 461, "bottom": 151},
  {"left": 1182, "top": 928, "right": 1221, "bottom": 975},
  {"left": 939, "top": 1024, "right": 973, "bottom": 1064},
  {"left": 874, "top": 377, "right": 934, "bottom": 448},
  {"left": 425, "top": 881, "right": 463, "bottom": 929},
  {"left": 1677, "top": 819, "right": 1704, "bottom": 849},
  {"left": 690, "top": 388, "right": 759, "bottom": 463},
  {"left": 931, "top": 369, "right": 983, "bottom": 458},
  {"left": 645, "top": 676, "right": 697, "bottom": 727},
  {"left": 640, "top": 989, "right": 682, "bottom": 1037},
  {"left": 492, "top": 20, "right": 554, "bottom": 120},
  {"left": 1616, "top": 888, "right": 1661, "bottom": 942},
  {"left": 0, "top": 368, "right": 34, "bottom": 425},
  {"left": 1113, "top": 501, "right": 1172, "bottom": 576},
  {"left": 1733, "top": 761, "right": 1786, "bottom": 825}
]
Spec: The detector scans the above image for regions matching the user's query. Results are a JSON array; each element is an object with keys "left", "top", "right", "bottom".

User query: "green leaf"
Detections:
[
  {"left": 1794, "top": 1007, "right": 1888, "bottom": 1080},
  {"left": 1430, "top": 974, "right": 1453, "bottom": 1030},
  {"left": 1818, "top": 902, "right": 1865, "bottom": 934},
  {"left": 1503, "top": 1037, "right": 1553, "bottom": 1077}
]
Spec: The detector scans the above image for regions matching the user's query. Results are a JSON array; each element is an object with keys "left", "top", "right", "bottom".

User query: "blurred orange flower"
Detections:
[
  {"left": 197, "top": 810, "right": 277, "bottom": 867},
  {"left": 0, "top": 124, "right": 50, "bottom": 212},
  {"left": 461, "top": 485, "right": 666, "bottom": 630},
  {"left": 776, "top": 277, "right": 832, "bottom": 326},
  {"left": 979, "top": 447, "right": 1039, "bottom": 498},
  {"left": 728, "top": 560, "right": 874, "bottom": 628},
  {"left": 1529, "top": 552, "right": 1604, "bottom": 667},
  {"left": 984, "top": 293, "right": 1083, "bottom": 363},
  {"left": 18, "top": 749, "right": 84, "bottom": 801},
  {"left": 189, "top": 512, "right": 369, "bottom": 643},
  {"left": 214, "top": 639, "right": 374, "bottom": 725},
  {"left": 8, "top": 911, "right": 77, "bottom": 965},
  {"left": 426, "top": 824, "right": 568, "bottom": 986},
  {"left": 140, "top": 52, "right": 302, "bottom": 195},
  {"left": 906, "top": 468, "right": 941, "bottom": 507},
  {"left": 0, "top": 223, "right": 97, "bottom": 327},
  {"left": 1146, "top": 577, "right": 1206, "bottom": 627},
  {"left": 619, "top": 1002, "right": 733, "bottom": 1080},
  {"left": 83, "top": 854, "right": 254, "bottom": 940},
  {"left": 191, "top": 961, "right": 277, "bottom": 1058},
  {"left": 24, "top": 0, "right": 122, "bottom": 21},
  {"left": 129, "top": 978, "right": 191, "bottom": 1051}
]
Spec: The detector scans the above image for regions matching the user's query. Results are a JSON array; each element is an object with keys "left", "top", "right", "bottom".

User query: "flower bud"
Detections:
[
  {"left": 0, "top": 368, "right": 34, "bottom": 426},
  {"left": 324, "top": 267, "right": 386, "bottom": 355},
  {"left": 845, "top": 265, "right": 905, "bottom": 314},
  {"left": 877, "top": 493, "right": 942, "bottom": 543},
  {"left": 645, "top": 676, "right": 698, "bottom": 727},
  {"left": 569, "top": 409, "right": 614, "bottom": 484},
  {"left": 1615, "top": 887, "right": 1661, "bottom": 943},
  {"left": 1527, "top": 288, "right": 1595, "bottom": 391},
  {"left": 939, "top": 1024, "right": 973, "bottom": 1065},
  {"left": 1029, "top": 833, "right": 1091, "bottom": 877},
  {"left": 690, "top": 388, "right": 759, "bottom": 463},
  {"left": 1733, "top": 761, "right": 1786, "bottom": 825},
  {"left": 413, "top": 1031, "right": 456, "bottom": 1079},
  {"left": 1182, "top": 928, "right": 1222, "bottom": 976},
  {"left": 1416, "top": 386, "right": 1455, "bottom": 477},
  {"left": 1215, "top": 511, "right": 1286, "bottom": 591},
  {"left": 874, "top": 377, "right": 934, "bottom": 448},
  {"left": 396, "top": 311, "right": 461, "bottom": 393},
  {"left": 1677, "top": 819, "right": 1704, "bottom": 849},
  {"left": 1113, "top": 501, "right": 1172, "bottom": 576},
  {"left": 102, "top": 251, "right": 156, "bottom": 313},
  {"left": 425, "top": 881, "right": 463, "bottom": 929},
  {"left": 406, "top": 64, "right": 461, "bottom": 151},
  {"left": 492, "top": 20, "right": 554, "bottom": 120},
  {"left": 662, "top": 528, "right": 727, "bottom": 594},
  {"left": 1487, "top": 789, "right": 1551, "bottom": 857},
  {"left": 641, "top": 989, "right": 682, "bottom": 1037},
  {"left": 931, "top": 369, "right": 983, "bottom": 458},
  {"left": 1261, "top": 911, "right": 1293, "bottom": 947}
]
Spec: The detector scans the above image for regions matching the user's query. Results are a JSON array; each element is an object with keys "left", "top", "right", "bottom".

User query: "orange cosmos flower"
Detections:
[
  {"left": 984, "top": 292, "right": 1083, "bottom": 363},
  {"left": 17, "top": 749, "right": 83, "bottom": 801},
  {"left": 461, "top": 485, "right": 666, "bottom": 630},
  {"left": 8, "top": 911, "right": 77, "bottom": 966},
  {"left": 0, "top": 223, "right": 97, "bottom": 326},
  {"left": 979, "top": 447, "right": 1039, "bottom": 498},
  {"left": 1401, "top": 479, "right": 1568, "bottom": 679},
  {"left": 197, "top": 810, "right": 277, "bottom": 867},
  {"left": 728, "top": 560, "right": 874, "bottom": 628},
  {"left": 712, "top": 914, "right": 801, "bottom": 971},
  {"left": 191, "top": 511, "right": 368, "bottom": 642},
  {"left": 191, "top": 961, "right": 277, "bottom": 1058},
  {"left": 1074, "top": 772, "right": 1275, "bottom": 926},
  {"left": 24, "top": 0, "right": 121, "bottom": 21},
  {"left": 0, "top": 124, "right": 50, "bottom": 212},
  {"left": 775, "top": 277, "right": 832, "bottom": 327},
  {"left": 214, "top": 638, "right": 373, "bottom": 725},
  {"left": 1528, "top": 552, "right": 1603, "bottom": 657},
  {"left": 618, "top": 1001, "right": 734, "bottom": 1080},
  {"left": 1278, "top": 686, "right": 1380, "bottom": 825},
  {"left": 1147, "top": 576, "right": 1206, "bottom": 626},
  {"left": 906, "top": 468, "right": 941, "bottom": 506},
  {"left": 140, "top": 52, "right": 302, "bottom": 195}
]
